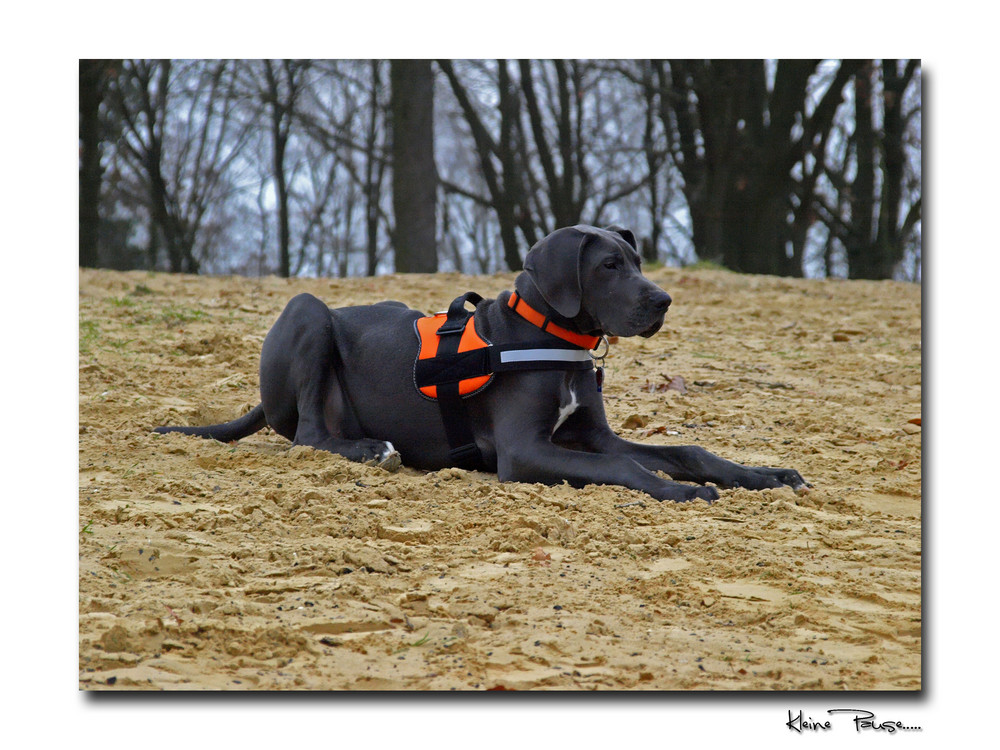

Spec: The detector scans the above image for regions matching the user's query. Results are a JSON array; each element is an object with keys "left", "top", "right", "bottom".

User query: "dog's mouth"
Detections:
[
  {"left": 638, "top": 317, "right": 664, "bottom": 338},
  {"left": 602, "top": 314, "right": 665, "bottom": 339}
]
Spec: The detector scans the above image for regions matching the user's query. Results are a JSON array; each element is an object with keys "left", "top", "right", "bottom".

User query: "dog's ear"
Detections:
[
  {"left": 523, "top": 226, "right": 589, "bottom": 318},
  {"left": 604, "top": 224, "right": 637, "bottom": 250}
]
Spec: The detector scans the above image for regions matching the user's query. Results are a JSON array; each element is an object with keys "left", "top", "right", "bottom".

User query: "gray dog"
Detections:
[{"left": 155, "top": 225, "right": 806, "bottom": 502}]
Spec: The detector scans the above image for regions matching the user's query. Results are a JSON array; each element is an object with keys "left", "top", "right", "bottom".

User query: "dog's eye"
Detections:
[{"left": 603, "top": 257, "right": 621, "bottom": 270}]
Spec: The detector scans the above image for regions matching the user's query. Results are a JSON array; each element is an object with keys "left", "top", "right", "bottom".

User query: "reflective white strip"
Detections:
[{"left": 499, "top": 348, "right": 592, "bottom": 363}]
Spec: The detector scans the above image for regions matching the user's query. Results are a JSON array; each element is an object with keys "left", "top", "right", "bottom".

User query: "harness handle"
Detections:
[{"left": 437, "top": 291, "right": 483, "bottom": 336}]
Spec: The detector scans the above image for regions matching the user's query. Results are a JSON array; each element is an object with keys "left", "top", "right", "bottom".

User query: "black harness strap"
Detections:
[
  {"left": 432, "top": 292, "right": 487, "bottom": 469},
  {"left": 416, "top": 291, "right": 598, "bottom": 471}
]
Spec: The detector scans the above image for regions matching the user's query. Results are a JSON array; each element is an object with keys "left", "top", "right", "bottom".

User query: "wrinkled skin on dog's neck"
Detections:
[
  {"left": 513, "top": 273, "right": 603, "bottom": 337},
  {"left": 514, "top": 236, "right": 670, "bottom": 340}
]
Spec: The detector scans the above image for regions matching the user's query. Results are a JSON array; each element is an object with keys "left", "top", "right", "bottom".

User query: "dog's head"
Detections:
[{"left": 520, "top": 224, "right": 671, "bottom": 338}]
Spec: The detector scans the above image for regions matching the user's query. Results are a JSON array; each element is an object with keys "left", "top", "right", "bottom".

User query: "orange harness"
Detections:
[
  {"left": 412, "top": 291, "right": 599, "bottom": 468},
  {"left": 414, "top": 308, "right": 494, "bottom": 400}
]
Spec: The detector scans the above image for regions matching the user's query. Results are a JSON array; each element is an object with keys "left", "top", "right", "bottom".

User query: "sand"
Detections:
[{"left": 78, "top": 265, "right": 921, "bottom": 690}]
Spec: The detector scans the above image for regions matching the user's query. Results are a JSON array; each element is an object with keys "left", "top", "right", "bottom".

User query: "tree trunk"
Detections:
[
  {"left": 843, "top": 60, "right": 920, "bottom": 280},
  {"left": 872, "top": 59, "right": 917, "bottom": 279},
  {"left": 79, "top": 60, "right": 107, "bottom": 268},
  {"left": 640, "top": 61, "right": 662, "bottom": 264},
  {"left": 661, "top": 59, "right": 858, "bottom": 277},
  {"left": 496, "top": 60, "right": 528, "bottom": 271},
  {"left": 519, "top": 59, "right": 585, "bottom": 229},
  {"left": 437, "top": 59, "right": 527, "bottom": 271},
  {"left": 390, "top": 59, "right": 437, "bottom": 273},
  {"left": 365, "top": 61, "right": 385, "bottom": 276},
  {"left": 719, "top": 60, "right": 806, "bottom": 276},
  {"left": 846, "top": 62, "right": 878, "bottom": 279},
  {"left": 264, "top": 60, "right": 292, "bottom": 278},
  {"left": 137, "top": 60, "right": 185, "bottom": 273}
]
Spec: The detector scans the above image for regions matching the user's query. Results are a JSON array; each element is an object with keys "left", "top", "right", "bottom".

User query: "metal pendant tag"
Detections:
[{"left": 590, "top": 335, "right": 609, "bottom": 393}]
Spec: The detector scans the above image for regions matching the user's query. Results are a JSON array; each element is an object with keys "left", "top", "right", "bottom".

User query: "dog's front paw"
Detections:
[
  {"left": 693, "top": 485, "right": 720, "bottom": 503},
  {"left": 658, "top": 484, "right": 718, "bottom": 503},
  {"left": 750, "top": 467, "right": 810, "bottom": 492},
  {"left": 727, "top": 467, "right": 809, "bottom": 492}
]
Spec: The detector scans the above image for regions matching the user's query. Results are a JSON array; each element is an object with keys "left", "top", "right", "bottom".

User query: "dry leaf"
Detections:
[
  {"left": 643, "top": 375, "right": 687, "bottom": 394},
  {"left": 637, "top": 426, "right": 667, "bottom": 438},
  {"left": 666, "top": 375, "right": 688, "bottom": 393}
]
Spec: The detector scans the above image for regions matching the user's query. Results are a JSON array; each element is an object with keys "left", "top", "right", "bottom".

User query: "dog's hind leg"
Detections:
[
  {"left": 260, "top": 293, "right": 400, "bottom": 469},
  {"left": 291, "top": 359, "right": 399, "bottom": 467}
]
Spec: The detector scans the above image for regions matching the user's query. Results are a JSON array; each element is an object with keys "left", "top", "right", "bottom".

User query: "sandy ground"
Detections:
[{"left": 78, "top": 265, "right": 921, "bottom": 691}]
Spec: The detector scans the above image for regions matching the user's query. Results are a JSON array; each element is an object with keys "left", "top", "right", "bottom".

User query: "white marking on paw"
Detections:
[
  {"left": 552, "top": 387, "right": 579, "bottom": 434},
  {"left": 379, "top": 442, "right": 396, "bottom": 461}
]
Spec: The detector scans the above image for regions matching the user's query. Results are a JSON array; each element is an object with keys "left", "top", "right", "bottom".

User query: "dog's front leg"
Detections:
[
  {"left": 549, "top": 395, "right": 807, "bottom": 492},
  {"left": 495, "top": 437, "right": 718, "bottom": 503},
  {"left": 601, "top": 436, "right": 808, "bottom": 491}
]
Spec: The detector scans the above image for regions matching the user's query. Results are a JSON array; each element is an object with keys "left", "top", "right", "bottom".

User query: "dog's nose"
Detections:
[{"left": 651, "top": 290, "right": 672, "bottom": 312}]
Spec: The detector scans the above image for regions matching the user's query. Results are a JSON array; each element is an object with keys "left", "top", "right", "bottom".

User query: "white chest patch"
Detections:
[{"left": 552, "top": 387, "right": 579, "bottom": 434}]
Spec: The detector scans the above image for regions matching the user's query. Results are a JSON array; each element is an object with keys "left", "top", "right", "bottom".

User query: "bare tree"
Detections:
[
  {"left": 295, "top": 60, "right": 392, "bottom": 276},
  {"left": 259, "top": 59, "right": 309, "bottom": 277},
  {"left": 84, "top": 58, "right": 920, "bottom": 281},
  {"left": 439, "top": 60, "right": 667, "bottom": 269},
  {"left": 108, "top": 60, "right": 253, "bottom": 273},
  {"left": 817, "top": 60, "right": 922, "bottom": 279},
  {"left": 438, "top": 59, "right": 531, "bottom": 271},
  {"left": 656, "top": 59, "right": 864, "bottom": 276},
  {"left": 79, "top": 60, "right": 115, "bottom": 268}
]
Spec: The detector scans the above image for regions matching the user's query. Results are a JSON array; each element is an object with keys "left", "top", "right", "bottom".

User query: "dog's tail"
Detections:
[{"left": 153, "top": 403, "right": 267, "bottom": 443}]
